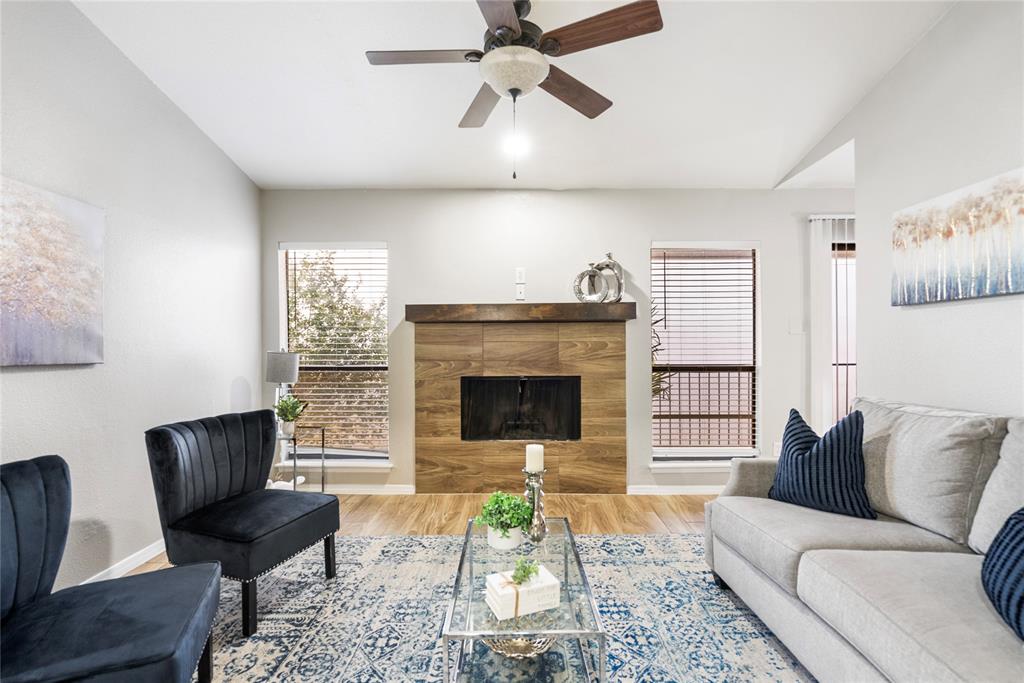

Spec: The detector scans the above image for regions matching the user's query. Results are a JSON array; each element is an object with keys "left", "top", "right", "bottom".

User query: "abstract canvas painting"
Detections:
[
  {"left": 891, "top": 168, "right": 1024, "bottom": 305},
  {"left": 1, "top": 177, "right": 104, "bottom": 365}
]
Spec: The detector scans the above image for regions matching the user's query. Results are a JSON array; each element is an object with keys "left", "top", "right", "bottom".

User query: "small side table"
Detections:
[{"left": 276, "top": 425, "right": 327, "bottom": 492}]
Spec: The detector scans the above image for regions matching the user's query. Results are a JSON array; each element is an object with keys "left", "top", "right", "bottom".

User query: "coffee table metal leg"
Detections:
[
  {"left": 443, "top": 636, "right": 450, "bottom": 682},
  {"left": 445, "top": 637, "right": 472, "bottom": 682},
  {"left": 460, "top": 639, "right": 472, "bottom": 680},
  {"left": 292, "top": 438, "right": 298, "bottom": 490}
]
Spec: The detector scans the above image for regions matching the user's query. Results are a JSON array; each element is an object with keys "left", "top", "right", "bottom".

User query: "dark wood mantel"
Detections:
[{"left": 406, "top": 302, "right": 637, "bottom": 323}]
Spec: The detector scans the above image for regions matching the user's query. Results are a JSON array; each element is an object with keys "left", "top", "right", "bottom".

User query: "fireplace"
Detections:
[
  {"left": 460, "top": 376, "right": 581, "bottom": 441},
  {"left": 409, "top": 303, "right": 635, "bottom": 493}
]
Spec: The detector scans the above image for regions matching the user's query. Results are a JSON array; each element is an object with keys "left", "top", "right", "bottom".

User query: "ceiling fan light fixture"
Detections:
[
  {"left": 479, "top": 46, "right": 549, "bottom": 98},
  {"left": 502, "top": 132, "right": 530, "bottom": 157}
]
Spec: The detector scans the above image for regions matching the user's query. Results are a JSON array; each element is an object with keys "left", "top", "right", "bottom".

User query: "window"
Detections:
[
  {"left": 809, "top": 215, "right": 855, "bottom": 433},
  {"left": 282, "top": 245, "right": 388, "bottom": 457},
  {"left": 651, "top": 246, "right": 758, "bottom": 458},
  {"left": 832, "top": 240, "right": 856, "bottom": 421}
]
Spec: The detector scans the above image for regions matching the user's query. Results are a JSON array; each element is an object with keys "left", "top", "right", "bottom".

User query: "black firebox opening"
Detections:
[{"left": 460, "top": 376, "right": 581, "bottom": 441}]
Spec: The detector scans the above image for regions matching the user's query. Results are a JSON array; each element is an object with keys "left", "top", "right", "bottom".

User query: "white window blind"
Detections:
[
  {"left": 284, "top": 248, "right": 388, "bottom": 456},
  {"left": 651, "top": 247, "right": 757, "bottom": 454}
]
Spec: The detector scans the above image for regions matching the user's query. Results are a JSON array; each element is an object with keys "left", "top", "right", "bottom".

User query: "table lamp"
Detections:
[{"left": 265, "top": 350, "right": 299, "bottom": 406}]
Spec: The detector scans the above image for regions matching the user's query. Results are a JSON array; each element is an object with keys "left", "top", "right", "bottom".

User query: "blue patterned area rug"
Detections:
[{"left": 211, "top": 534, "right": 812, "bottom": 682}]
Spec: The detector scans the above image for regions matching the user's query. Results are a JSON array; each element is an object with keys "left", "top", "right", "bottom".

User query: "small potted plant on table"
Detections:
[
  {"left": 274, "top": 394, "right": 305, "bottom": 437},
  {"left": 476, "top": 491, "right": 533, "bottom": 550}
]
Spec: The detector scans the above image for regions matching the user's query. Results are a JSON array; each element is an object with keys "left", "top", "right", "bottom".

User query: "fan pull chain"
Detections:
[{"left": 511, "top": 91, "right": 518, "bottom": 180}]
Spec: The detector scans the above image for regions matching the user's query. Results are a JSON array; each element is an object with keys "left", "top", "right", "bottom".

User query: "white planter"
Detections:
[
  {"left": 281, "top": 421, "right": 296, "bottom": 437},
  {"left": 487, "top": 526, "right": 524, "bottom": 550}
]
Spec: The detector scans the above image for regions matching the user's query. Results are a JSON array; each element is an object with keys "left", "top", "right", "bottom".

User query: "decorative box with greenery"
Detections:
[
  {"left": 485, "top": 558, "right": 560, "bottom": 621},
  {"left": 476, "top": 491, "right": 533, "bottom": 538}
]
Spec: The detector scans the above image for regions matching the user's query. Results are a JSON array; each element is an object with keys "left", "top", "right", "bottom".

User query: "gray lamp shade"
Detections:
[{"left": 265, "top": 351, "right": 299, "bottom": 384}]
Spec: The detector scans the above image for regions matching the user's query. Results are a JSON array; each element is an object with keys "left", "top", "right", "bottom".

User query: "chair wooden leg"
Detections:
[
  {"left": 324, "top": 535, "right": 336, "bottom": 580},
  {"left": 197, "top": 633, "right": 213, "bottom": 683},
  {"left": 241, "top": 579, "right": 258, "bottom": 636}
]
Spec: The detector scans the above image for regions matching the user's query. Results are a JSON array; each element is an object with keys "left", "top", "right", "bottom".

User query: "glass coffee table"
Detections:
[{"left": 441, "top": 517, "right": 606, "bottom": 682}]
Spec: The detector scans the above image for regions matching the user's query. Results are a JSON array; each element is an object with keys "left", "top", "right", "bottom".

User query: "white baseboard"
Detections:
[
  {"left": 82, "top": 538, "right": 165, "bottom": 584},
  {"left": 301, "top": 483, "right": 416, "bottom": 495},
  {"left": 273, "top": 459, "right": 394, "bottom": 472},
  {"left": 648, "top": 461, "right": 733, "bottom": 474},
  {"left": 628, "top": 484, "right": 724, "bottom": 495}
]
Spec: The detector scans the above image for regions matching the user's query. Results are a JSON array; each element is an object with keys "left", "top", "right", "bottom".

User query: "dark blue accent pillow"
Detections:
[
  {"left": 982, "top": 508, "right": 1024, "bottom": 641},
  {"left": 769, "top": 409, "right": 876, "bottom": 519}
]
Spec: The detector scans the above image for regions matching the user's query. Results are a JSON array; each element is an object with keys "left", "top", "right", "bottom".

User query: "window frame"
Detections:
[
  {"left": 650, "top": 240, "right": 762, "bottom": 461},
  {"left": 277, "top": 241, "right": 390, "bottom": 459}
]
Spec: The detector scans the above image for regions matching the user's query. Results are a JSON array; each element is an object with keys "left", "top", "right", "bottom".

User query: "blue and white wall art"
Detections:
[{"left": 891, "top": 168, "right": 1023, "bottom": 305}]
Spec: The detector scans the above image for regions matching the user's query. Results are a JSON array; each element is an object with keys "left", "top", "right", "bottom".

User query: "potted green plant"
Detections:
[
  {"left": 511, "top": 557, "right": 539, "bottom": 585},
  {"left": 476, "top": 491, "right": 533, "bottom": 550},
  {"left": 273, "top": 394, "right": 306, "bottom": 437}
]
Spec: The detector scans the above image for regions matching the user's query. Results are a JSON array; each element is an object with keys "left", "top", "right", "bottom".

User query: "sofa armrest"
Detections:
[{"left": 719, "top": 458, "right": 778, "bottom": 498}]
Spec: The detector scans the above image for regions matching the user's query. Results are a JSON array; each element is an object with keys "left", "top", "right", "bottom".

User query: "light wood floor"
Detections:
[{"left": 132, "top": 494, "right": 712, "bottom": 575}]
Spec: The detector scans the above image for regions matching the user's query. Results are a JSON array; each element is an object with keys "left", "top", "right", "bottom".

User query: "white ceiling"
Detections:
[
  {"left": 76, "top": 1, "right": 950, "bottom": 190},
  {"left": 777, "top": 138, "right": 855, "bottom": 189}
]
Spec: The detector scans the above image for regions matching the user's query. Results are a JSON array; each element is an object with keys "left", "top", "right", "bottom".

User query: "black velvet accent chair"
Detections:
[
  {"left": 1, "top": 455, "right": 219, "bottom": 683},
  {"left": 145, "top": 409, "right": 338, "bottom": 636}
]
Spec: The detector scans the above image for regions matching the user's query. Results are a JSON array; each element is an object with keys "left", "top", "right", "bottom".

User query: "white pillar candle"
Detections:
[{"left": 525, "top": 443, "right": 544, "bottom": 472}]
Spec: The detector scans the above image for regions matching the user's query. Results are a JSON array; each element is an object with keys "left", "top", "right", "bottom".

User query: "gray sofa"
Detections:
[{"left": 704, "top": 397, "right": 1024, "bottom": 682}]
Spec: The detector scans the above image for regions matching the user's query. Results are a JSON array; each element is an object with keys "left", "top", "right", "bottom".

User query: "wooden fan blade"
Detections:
[
  {"left": 459, "top": 84, "right": 502, "bottom": 128},
  {"left": 539, "top": 65, "right": 612, "bottom": 119},
  {"left": 476, "top": 0, "right": 521, "bottom": 38},
  {"left": 366, "top": 50, "right": 481, "bottom": 65},
  {"left": 541, "top": 0, "right": 662, "bottom": 57}
]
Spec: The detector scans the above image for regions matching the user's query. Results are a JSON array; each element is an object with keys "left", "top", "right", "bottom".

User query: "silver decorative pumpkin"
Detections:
[
  {"left": 573, "top": 263, "right": 609, "bottom": 303},
  {"left": 594, "top": 252, "right": 624, "bottom": 303}
]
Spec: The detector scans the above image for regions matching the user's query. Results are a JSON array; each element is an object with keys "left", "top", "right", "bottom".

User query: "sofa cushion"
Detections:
[
  {"left": 799, "top": 550, "right": 1024, "bottom": 682},
  {"left": 970, "top": 418, "right": 1024, "bottom": 553},
  {"left": 0, "top": 563, "right": 220, "bottom": 683},
  {"left": 982, "top": 508, "right": 1024, "bottom": 640},
  {"left": 854, "top": 397, "right": 1006, "bottom": 544},
  {"left": 710, "top": 496, "right": 966, "bottom": 595},
  {"left": 168, "top": 488, "right": 338, "bottom": 580},
  {"left": 770, "top": 409, "right": 875, "bottom": 519}
]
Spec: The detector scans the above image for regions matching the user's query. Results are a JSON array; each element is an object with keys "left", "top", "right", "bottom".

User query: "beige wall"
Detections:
[
  {"left": 783, "top": 1, "right": 1024, "bottom": 415},
  {"left": 260, "top": 188, "right": 854, "bottom": 492},
  {"left": 0, "top": 1, "right": 262, "bottom": 586}
]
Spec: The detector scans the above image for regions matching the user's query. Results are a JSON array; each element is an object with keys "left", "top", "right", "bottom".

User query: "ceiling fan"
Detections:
[{"left": 366, "top": 0, "right": 663, "bottom": 127}]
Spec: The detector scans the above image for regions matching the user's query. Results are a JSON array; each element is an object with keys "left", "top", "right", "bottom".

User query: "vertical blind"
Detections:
[
  {"left": 651, "top": 247, "right": 757, "bottom": 452},
  {"left": 832, "top": 235, "right": 857, "bottom": 422},
  {"left": 285, "top": 248, "right": 389, "bottom": 455}
]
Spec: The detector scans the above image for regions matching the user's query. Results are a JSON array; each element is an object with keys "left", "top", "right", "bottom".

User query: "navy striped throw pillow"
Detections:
[
  {"left": 982, "top": 508, "right": 1024, "bottom": 641},
  {"left": 769, "top": 409, "right": 876, "bottom": 519}
]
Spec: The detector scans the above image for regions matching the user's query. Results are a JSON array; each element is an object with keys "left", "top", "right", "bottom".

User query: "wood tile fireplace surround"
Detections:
[{"left": 409, "top": 303, "right": 636, "bottom": 494}]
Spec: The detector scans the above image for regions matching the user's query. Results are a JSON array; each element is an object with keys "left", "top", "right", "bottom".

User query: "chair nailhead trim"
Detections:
[
  {"left": 220, "top": 532, "right": 337, "bottom": 583},
  {"left": 191, "top": 621, "right": 216, "bottom": 678}
]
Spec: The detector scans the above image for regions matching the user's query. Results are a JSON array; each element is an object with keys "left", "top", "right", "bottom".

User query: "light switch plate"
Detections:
[
  {"left": 515, "top": 267, "right": 526, "bottom": 284},
  {"left": 515, "top": 284, "right": 526, "bottom": 300}
]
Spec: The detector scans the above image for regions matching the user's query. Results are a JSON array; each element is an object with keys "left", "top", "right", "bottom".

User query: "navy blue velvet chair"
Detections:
[
  {"left": 145, "top": 409, "right": 338, "bottom": 636},
  {"left": 1, "top": 455, "right": 219, "bottom": 683}
]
